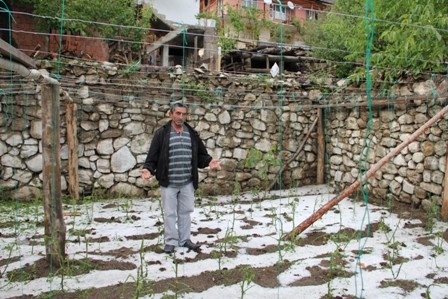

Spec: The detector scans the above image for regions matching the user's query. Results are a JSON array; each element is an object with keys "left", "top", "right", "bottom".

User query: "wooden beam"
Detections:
[
  {"left": 0, "top": 38, "right": 36, "bottom": 68},
  {"left": 0, "top": 57, "right": 58, "bottom": 85},
  {"left": 284, "top": 104, "right": 448, "bottom": 240},
  {"left": 145, "top": 27, "right": 184, "bottom": 55},
  {"left": 248, "top": 53, "right": 318, "bottom": 63}
]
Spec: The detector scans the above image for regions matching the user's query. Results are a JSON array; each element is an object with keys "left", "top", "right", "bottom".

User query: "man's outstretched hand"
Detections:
[
  {"left": 209, "top": 159, "right": 221, "bottom": 170},
  {"left": 139, "top": 168, "right": 153, "bottom": 180}
]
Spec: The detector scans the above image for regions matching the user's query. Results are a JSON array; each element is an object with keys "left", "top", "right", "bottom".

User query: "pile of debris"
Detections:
[{"left": 220, "top": 44, "right": 319, "bottom": 73}]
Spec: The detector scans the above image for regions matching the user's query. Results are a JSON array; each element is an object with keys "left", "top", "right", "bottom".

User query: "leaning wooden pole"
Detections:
[
  {"left": 284, "top": 105, "right": 448, "bottom": 240},
  {"left": 269, "top": 117, "right": 318, "bottom": 191}
]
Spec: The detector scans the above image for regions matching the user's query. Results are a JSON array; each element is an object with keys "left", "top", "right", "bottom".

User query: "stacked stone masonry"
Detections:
[{"left": 0, "top": 59, "right": 447, "bottom": 213}]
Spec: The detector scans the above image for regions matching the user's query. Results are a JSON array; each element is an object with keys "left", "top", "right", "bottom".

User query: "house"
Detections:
[
  {"left": 198, "top": 0, "right": 334, "bottom": 73},
  {"left": 199, "top": 0, "right": 334, "bottom": 46},
  {"left": 200, "top": 0, "right": 333, "bottom": 24}
]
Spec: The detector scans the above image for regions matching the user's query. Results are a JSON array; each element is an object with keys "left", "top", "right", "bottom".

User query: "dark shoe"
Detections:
[
  {"left": 164, "top": 244, "right": 175, "bottom": 254},
  {"left": 182, "top": 239, "right": 201, "bottom": 251}
]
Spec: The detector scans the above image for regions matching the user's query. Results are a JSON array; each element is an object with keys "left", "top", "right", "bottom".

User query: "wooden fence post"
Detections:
[
  {"left": 42, "top": 84, "right": 66, "bottom": 268},
  {"left": 66, "top": 101, "right": 79, "bottom": 200},
  {"left": 442, "top": 141, "right": 448, "bottom": 221},
  {"left": 317, "top": 108, "right": 325, "bottom": 184}
]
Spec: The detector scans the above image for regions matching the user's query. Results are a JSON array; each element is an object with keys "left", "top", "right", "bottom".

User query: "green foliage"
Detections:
[
  {"left": 244, "top": 146, "right": 281, "bottom": 192},
  {"left": 11, "top": 0, "right": 154, "bottom": 41},
  {"left": 225, "top": 5, "right": 267, "bottom": 40},
  {"left": 303, "top": 0, "right": 448, "bottom": 82},
  {"left": 239, "top": 266, "right": 255, "bottom": 299},
  {"left": 119, "top": 60, "right": 141, "bottom": 76},
  {"left": 292, "top": 18, "right": 302, "bottom": 33},
  {"left": 226, "top": 5, "right": 246, "bottom": 35},
  {"left": 195, "top": 11, "right": 218, "bottom": 21},
  {"left": 244, "top": 146, "right": 281, "bottom": 178},
  {"left": 218, "top": 32, "right": 237, "bottom": 55},
  {"left": 244, "top": 148, "right": 263, "bottom": 169},
  {"left": 183, "top": 80, "right": 218, "bottom": 103},
  {"left": 426, "top": 198, "right": 440, "bottom": 233}
]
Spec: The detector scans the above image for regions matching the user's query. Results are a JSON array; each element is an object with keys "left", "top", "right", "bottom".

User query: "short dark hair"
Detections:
[{"left": 170, "top": 101, "right": 188, "bottom": 113}]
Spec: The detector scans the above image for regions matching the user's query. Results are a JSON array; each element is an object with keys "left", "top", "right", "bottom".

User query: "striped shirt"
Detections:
[{"left": 168, "top": 126, "right": 192, "bottom": 187}]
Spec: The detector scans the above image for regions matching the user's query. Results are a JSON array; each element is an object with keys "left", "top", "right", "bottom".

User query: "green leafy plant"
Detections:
[
  {"left": 432, "top": 231, "right": 445, "bottom": 256},
  {"left": 135, "top": 240, "right": 149, "bottom": 298},
  {"left": 225, "top": 5, "right": 266, "bottom": 41},
  {"left": 218, "top": 32, "right": 237, "bottom": 54},
  {"left": 426, "top": 198, "right": 440, "bottom": 233},
  {"left": 379, "top": 217, "right": 406, "bottom": 279},
  {"left": 195, "top": 11, "right": 218, "bottom": 22},
  {"left": 244, "top": 146, "right": 282, "bottom": 195},
  {"left": 239, "top": 266, "right": 255, "bottom": 299}
]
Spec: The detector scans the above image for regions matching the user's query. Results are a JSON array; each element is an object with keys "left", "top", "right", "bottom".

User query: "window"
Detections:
[
  {"left": 306, "top": 9, "right": 318, "bottom": 20},
  {"left": 242, "top": 0, "right": 258, "bottom": 8},
  {"left": 271, "top": 3, "right": 286, "bottom": 21}
]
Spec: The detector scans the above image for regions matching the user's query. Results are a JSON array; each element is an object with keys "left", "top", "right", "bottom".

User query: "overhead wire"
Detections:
[{"left": 354, "top": 0, "right": 375, "bottom": 297}]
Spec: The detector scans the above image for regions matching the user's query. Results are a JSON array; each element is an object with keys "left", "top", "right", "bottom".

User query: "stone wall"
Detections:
[
  {"left": 0, "top": 59, "right": 447, "bottom": 213},
  {"left": 1, "top": 60, "right": 320, "bottom": 201},
  {"left": 326, "top": 82, "right": 448, "bottom": 211}
]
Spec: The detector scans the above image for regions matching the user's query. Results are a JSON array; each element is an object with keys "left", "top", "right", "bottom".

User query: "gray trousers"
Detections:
[{"left": 160, "top": 182, "right": 195, "bottom": 246}]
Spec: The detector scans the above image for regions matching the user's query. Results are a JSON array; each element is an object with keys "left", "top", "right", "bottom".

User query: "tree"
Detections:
[
  {"left": 303, "top": 0, "right": 448, "bottom": 82},
  {"left": 10, "top": 0, "right": 154, "bottom": 60}
]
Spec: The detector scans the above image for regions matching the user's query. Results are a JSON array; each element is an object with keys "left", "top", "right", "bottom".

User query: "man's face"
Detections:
[{"left": 170, "top": 106, "right": 188, "bottom": 126}]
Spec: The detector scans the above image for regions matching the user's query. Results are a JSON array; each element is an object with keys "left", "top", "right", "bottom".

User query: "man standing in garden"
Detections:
[{"left": 140, "top": 102, "right": 221, "bottom": 254}]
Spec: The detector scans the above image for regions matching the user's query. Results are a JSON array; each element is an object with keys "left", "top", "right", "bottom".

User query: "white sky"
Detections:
[
  {"left": 146, "top": 0, "right": 200, "bottom": 26},
  {"left": 1, "top": 185, "right": 448, "bottom": 299}
]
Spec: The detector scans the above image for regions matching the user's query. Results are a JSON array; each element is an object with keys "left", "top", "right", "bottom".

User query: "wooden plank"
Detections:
[
  {"left": 0, "top": 38, "right": 36, "bottom": 68},
  {"left": 283, "top": 104, "right": 448, "bottom": 240}
]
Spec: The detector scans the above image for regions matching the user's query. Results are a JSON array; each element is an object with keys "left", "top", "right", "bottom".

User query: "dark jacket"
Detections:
[{"left": 143, "top": 121, "right": 212, "bottom": 189}]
